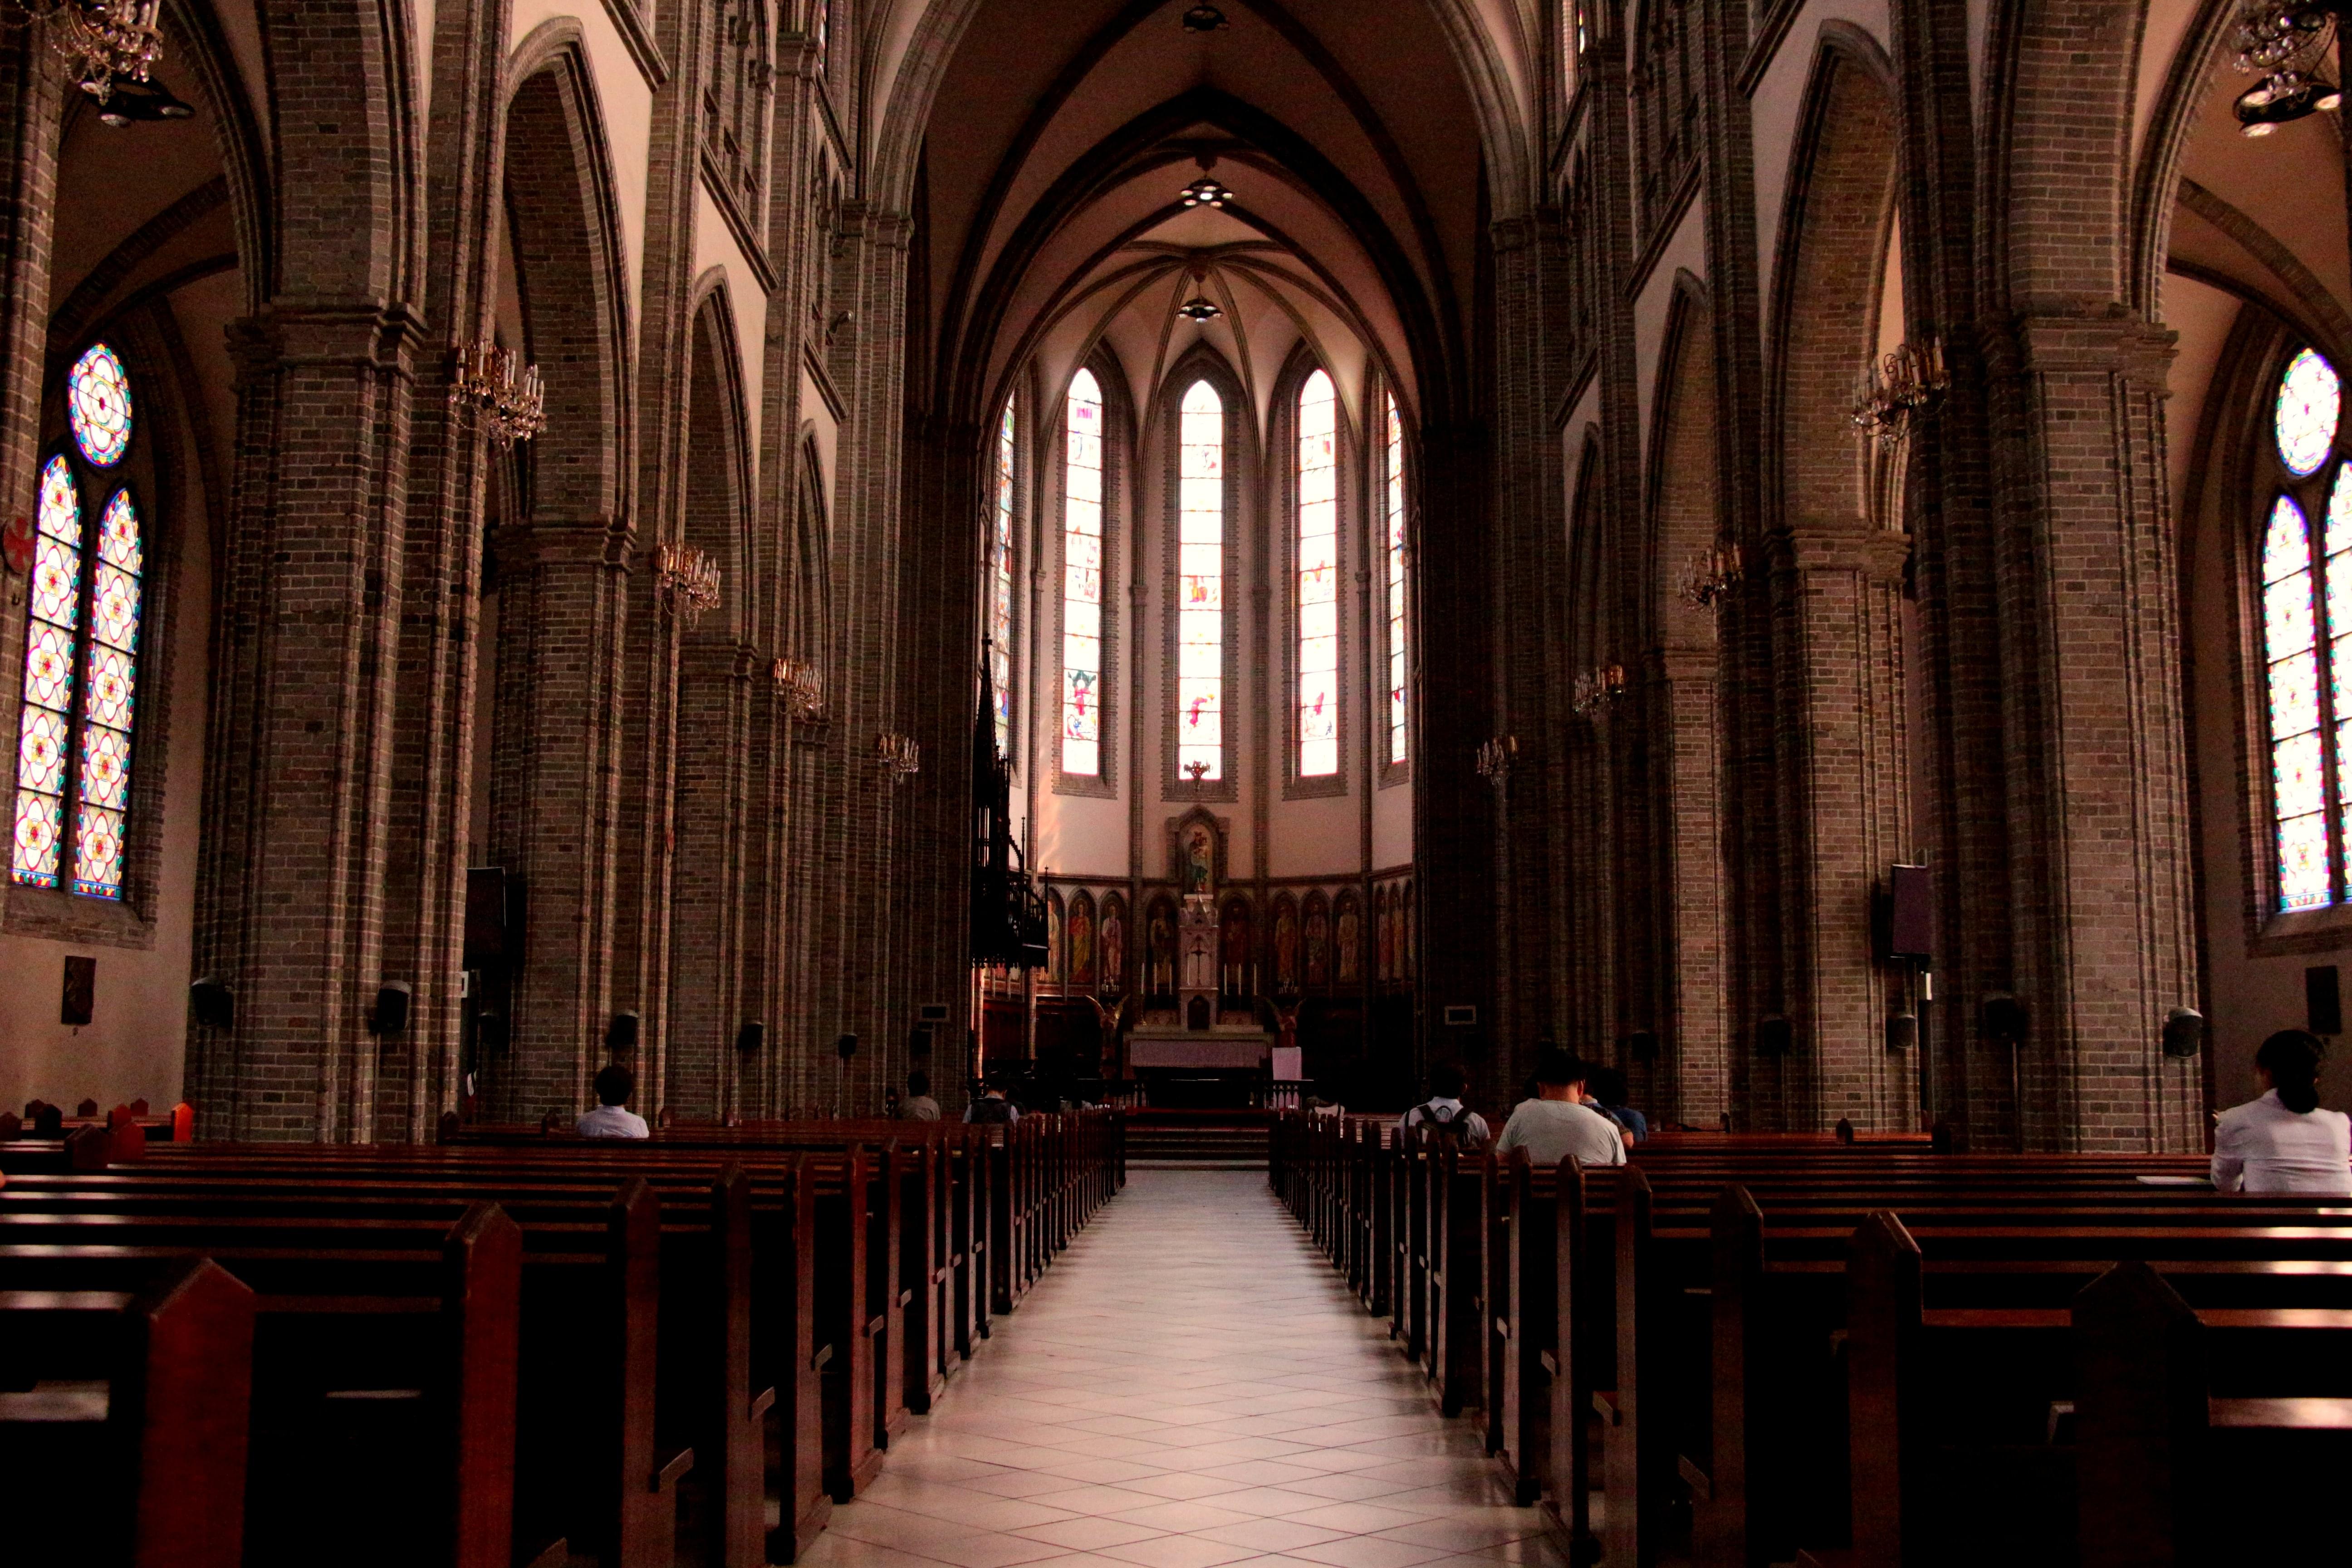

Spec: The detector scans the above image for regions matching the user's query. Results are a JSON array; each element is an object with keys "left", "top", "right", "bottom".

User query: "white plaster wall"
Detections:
[
  {"left": 1632, "top": 199, "right": 1708, "bottom": 458},
  {"left": 692, "top": 182, "right": 771, "bottom": 481},
  {"left": 507, "top": 3, "right": 657, "bottom": 338},
  {"left": 1746, "top": 0, "right": 1891, "bottom": 321}
]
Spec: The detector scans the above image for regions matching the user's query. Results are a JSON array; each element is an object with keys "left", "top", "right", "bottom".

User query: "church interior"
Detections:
[{"left": 5, "top": 0, "right": 2352, "bottom": 1562}]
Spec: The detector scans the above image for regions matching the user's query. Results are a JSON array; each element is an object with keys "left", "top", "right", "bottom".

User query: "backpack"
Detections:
[
  {"left": 1414, "top": 1100, "right": 1485, "bottom": 1152},
  {"left": 967, "top": 1096, "right": 1014, "bottom": 1125}
]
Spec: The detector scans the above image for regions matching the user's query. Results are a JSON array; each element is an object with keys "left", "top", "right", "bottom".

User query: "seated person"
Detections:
[
  {"left": 898, "top": 1070, "right": 941, "bottom": 1122},
  {"left": 964, "top": 1078, "right": 1020, "bottom": 1124},
  {"left": 577, "top": 1063, "right": 651, "bottom": 1139},
  {"left": 1493, "top": 1048, "right": 1627, "bottom": 1167},
  {"left": 1587, "top": 1066, "right": 1648, "bottom": 1143},
  {"left": 2213, "top": 1029, "right": 2352, "bottom": 1195},
  {"left": 1398, "top": 1063, "right": 1491, "bottom": 1149}
]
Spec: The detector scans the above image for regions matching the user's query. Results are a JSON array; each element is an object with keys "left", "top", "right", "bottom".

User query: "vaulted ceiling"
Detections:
[{"left": 901, "top": 0, "right": 1515, "bottom": 438}]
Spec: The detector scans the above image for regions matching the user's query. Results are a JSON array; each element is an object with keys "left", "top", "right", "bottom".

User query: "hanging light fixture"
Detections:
[
  {"left": 653, "top": 541, "right": 722, "bottom": 626},
  {"left": 1176, "top": 294, "right": 1222, "bottom": 322},
  {"left": 773, "top": 656, "right": 827, "bottom": 724},
  {"left": 2232, "top": 0, "right": 2346, "bottom": 133},
  {"left": 93, "top": 73, "right": 191, "bottom": 125},
  {"left": 450, "top": 341, "right": 546, "bottom": 447},
  {"left": 877, "top": 731, "right": 921, "bottom": 783},
  {"left": 1180, "top": 174, "right": 1232, "bottom": 209},
  {"left": 1180, "top": 4, "right": 1229, "bottom": 32},
  {"left": 3, "top": 0, "right": 164, "bottom": 103}
]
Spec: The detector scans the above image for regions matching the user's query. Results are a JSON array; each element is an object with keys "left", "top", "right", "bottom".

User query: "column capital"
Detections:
[{"left": 1771, "top": 522, "right": 1912, "bottom": 582}]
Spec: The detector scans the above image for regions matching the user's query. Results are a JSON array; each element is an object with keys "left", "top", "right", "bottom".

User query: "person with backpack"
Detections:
[
  {"left": 964, "top": 1078, "right": 1020, "bottom": 1125},
  {"left": 1398, "top": 1063, "right": 1490, "bottom": 1149}
]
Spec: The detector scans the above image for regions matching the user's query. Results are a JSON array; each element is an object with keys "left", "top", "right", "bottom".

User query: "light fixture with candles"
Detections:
[
  {"left": 877, "top": 731, "right": 921, "bottom": 783},
  {"left": 773, "top": 657, "right": 826, "bottom": 724},
  {"left": 2232, "top": 0, "right": 2344, "bottom": 134},
  {"left": 1475, "top": 736, "right": 1517, "bottom": 781},
  {"left": 450, "top": 341, "right": 546, "bottom": 447},
  {"left": 1180, "top": 174, "right": 1232, "bottom": 209},
  {"left": 1849, "top": 338, "right": 1948, "bottom": 443},
  {"left": 5, "top": 0, "right": 163, "bottom": 103},
  {"left": 653, "top": 541, "right": 722, "bottom": 626},
  {"left": 1678, "top": 544, "right": 1746, "bottom": 609},
  {"left": 1176, "top": 295, "right": 1222, "bottom": 322},
  {"left": 1571, "top": 664, "right": 1626, "bottom": 717}
]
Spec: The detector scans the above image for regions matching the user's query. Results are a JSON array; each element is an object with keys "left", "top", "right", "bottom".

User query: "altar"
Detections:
[{"left": 1126, "top": 1027, "right": 1272, "bottom": 1072}]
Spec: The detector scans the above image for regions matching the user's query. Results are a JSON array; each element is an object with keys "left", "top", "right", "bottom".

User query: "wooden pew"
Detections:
[{"left": 1, "top": 1255, "right": 255, "bottom": 1568}]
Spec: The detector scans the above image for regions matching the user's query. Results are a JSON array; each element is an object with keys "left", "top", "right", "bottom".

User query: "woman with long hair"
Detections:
[{"left": 2212, "top": 1029, "right": 2352, "bottom": 1195}]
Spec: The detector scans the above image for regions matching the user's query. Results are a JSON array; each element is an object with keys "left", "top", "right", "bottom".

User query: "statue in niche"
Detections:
[
  {"left": 1070, "top": 897, "right": 1095, "bottom": 990},
  {"left": 1179, "top": 819, "right": 1216, "bottom": 897},
  {"left": 1274, "top": 902, "right": 1299, "bottom": 990},
  {"left": 1047, "top": 896, "right": 1063, "bottom": 981},
  {"left": 1305, "top": 903, "right": 1330, "bottom": 988},
  {"left": 1337, "top": 900, "right": 1360, "bottom": 984}
]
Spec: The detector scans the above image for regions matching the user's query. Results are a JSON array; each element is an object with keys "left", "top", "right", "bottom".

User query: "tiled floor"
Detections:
[{"left": 800, "top": 1170, "right": 1565, "bottom": 1568}]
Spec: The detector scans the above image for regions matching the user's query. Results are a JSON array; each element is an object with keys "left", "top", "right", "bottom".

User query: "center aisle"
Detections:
[{"left": 803, "top": 1170, "right": 1564, "bottom": 1568}]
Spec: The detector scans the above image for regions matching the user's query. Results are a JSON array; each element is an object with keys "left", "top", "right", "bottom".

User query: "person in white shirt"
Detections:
[
  {"left": 1398, "top": 1063, "right": 1490, "bottom": 1149},
  {"left": 1493, "top": 1049, "right": 1627, "bottom": 1168},
  {"left": 2212, "top": 1029, "right": 2351, "bottom": 1196},
  {"left": 898, "top": 1070, "right": 942, "bottom": 1122},
  {"left": 576, "top": 1063, "right": 651, "bottom": 1140}
]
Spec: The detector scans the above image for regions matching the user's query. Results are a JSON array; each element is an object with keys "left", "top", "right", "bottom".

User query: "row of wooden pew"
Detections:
[
  {"left": 0, "top": 1108, "right": 1122, "bottom": 1568},
  {"left": 1272, "top": 1115, "right": 2352, "bottom": 1568}
]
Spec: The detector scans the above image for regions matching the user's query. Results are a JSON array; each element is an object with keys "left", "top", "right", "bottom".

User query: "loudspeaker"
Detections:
[
  {"left": 372, "top": 980, "right": 412, "bottom": 1037},
  {"left": 606, "top": 1011, "right": 639, "bottom": 1053},
  {"left": 1626, "top": 1029, "right": 1659, "bottom": 1063},
  {"left": 2309, "top": 966, "right": 2342, "bottom": 1036},
  {"left": 190, "top": 977, "right": 233, "bottom": 1030},
  {"left": 2162, "top": 1006, "right": 2205, "bottom": 1059},
  {"left": 907, "top": 1025, "right": 934, "bottom": 1060},
  {"left": 1888, "top": 863, "right": 1935, "bottom": 960},
  {"left": 1885, "top": 1013, "right": 1918, "bottom": 1052},
  {"left": 735, "top": 1020, "right": 765, "bottom": 1054},
  {"left": 835, "top": 1032, "right": 859, "bottom": 1061},
  {"left": 60, "top": 956, "right": 94, "bottom": 1027},
  {"left": 1983, "top": 993, "right": 2028, "bottom": 1044},
  {"left": 1756, "top": 1015, "right": 1794, "bottom": 1057}
]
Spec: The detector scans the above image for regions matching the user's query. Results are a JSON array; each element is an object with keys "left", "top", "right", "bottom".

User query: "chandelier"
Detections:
[
  {"left": 773, "top": 656, "right": 826, "bottom": 724},
  {"left": 652, "top": 542, "right": 721, "bottom": 626},
  {"left": 1849, "top": 338, "right": 1947, "bottom": 444},
  {"left": 1475, "top": 735, "right": 1517, "bottom": 781},
  {"left": 5, "top": 0, "right": 163, "bottom": 103},
  {"left": 450, "top": 341, "right": 545, "bottom": 447},
  {"left": 877, "top": 731, "right": 921, "bottom": 783},
  {"left": 1176, "top": 294, "right": 1222, "bottom": 322},
  {"left": 2232, "top": 0, "right": 2345, "bottom": 133},
  {"left": 1180, "top": 175, "right": 1231, "bottom": 209},
  {"left": 1678, "top": 544, "right": 1745, "bottom": 609},
  {"left": 1571, "top": 664, "right": 1626, "bottom": 717}
]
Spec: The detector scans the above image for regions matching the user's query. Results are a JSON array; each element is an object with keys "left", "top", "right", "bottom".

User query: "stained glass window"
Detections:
[
  {"left": 1298, "top": 371, "right": 1339, "bottom": 777},
  {"left": 2277, "top": 348, "right": 2341, "bottom": 478},
  {"left": 67, "top": 343, "right": 132, "bottom": 467},
  {"left": 1177, "top": 380, "right": 1225, "bottom": 782},
  {"left": 992, "top": 397, "right": 1016, "bottom": 761},
  {"left": 1063, "top": 370, "right": 1105, "bottom": 777},
  {"left": 1385, "top": 393, "right": 1408, "bottom": 766},
  {"left": 11, "top": 346, "right": 142, "bottom": 900},
  {"left": 2262, "top": 347, "right": 2352, "bottom": 912}
]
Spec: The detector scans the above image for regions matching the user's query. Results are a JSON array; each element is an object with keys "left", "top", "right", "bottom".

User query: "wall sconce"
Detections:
[
  {"left": 1849, "top": 338, "right": 1947, "bottom": 443},
  {"left": 450, "top": 340, "right": 546, "bottom": 447},
  {"left": 1678, "top": 544, "right": 1746, "bottom": 609},
  {"left": 1475, "top": 735, "right": 1517, "bottom": 781},
  {"left": 877, "top": 731, "right": 921, "bottom": 783},
  {"left": 653, "top": 542, "right": 721, "bottom": 627},
  {"left": 773, "top": 656, "right": 827, "bottom": 724},
  {"left": 1571, "top": 663, "right": 1626, "bottom": 717}
]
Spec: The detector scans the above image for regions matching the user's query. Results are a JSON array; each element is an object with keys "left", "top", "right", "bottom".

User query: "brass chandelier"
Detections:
[
  {"left": 6, "top": 0, "right": 163, "bottom": 103},
  {"left": 450, "top": 341, "right": 546, "bottom": 448}
]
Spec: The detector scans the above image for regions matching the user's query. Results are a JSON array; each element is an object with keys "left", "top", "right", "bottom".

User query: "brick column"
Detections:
[
  {"left": 1769, "top": 525, "right": 1916, "bottom": 1130},
  {"left": 1652, "top": 642, "right": 1726, "bottom": 1127},
  {"left": 192, "top": 306, "right": 421, "bottom": 1141},
  {"left": 484, "top": 513, "right": 630, "bottom": 1122},
  {"left": 1981, "top": 315, "right": 2202, "bottom": 1150}
]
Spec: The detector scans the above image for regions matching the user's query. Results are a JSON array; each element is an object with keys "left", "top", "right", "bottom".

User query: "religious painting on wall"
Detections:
[
  {"left": 1303, "top": 892, "right": 1331, "bottom": 988},
  {"left": 1147, "top": 895, "right": 1178, "bottom": 992},
  {"left": 1402, "top": 881, "right": 1415, "bottom": 978},
  {"left": 1221, "top": 897, "right": 1251, "bottom": 992},
  {"left": 1047, "top": 892, "right": 1064, "bottom": 983},
  {"left": 1069, "top": 892, "right": 1096, "bottom": 990},
  {"left": 1100, "top": 895, "right": 1126, "bottom": 992},
  {"left": 1336, "top": 893, "right": 1361, "bottom": 985},
  {"left": 1273, "top": 895, "right": 1300, "bottom": 990},
  {"left": 1378, "top": 887, "right": 1397, "bottom": 981}
]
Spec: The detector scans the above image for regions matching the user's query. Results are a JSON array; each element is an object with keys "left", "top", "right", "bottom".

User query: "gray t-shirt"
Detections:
[{"left": 1493, "top": 1098, "right": 1627, "bottom": 1167}]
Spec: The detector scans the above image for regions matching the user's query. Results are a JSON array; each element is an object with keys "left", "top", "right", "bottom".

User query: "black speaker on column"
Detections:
[{"left": 1886, "top": 864, "right": 1934, "bottom": 962}]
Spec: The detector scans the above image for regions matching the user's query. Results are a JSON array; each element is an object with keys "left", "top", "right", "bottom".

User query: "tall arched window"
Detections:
[
  {"left": 1062, "top": 370, "right": 1105, "bottom": 777},
  {"left": 991, "top": 396, "right": 1017, "bottom": 760},
  {"left": 1177, "top": 380, "right": 1225, "bottom": 781},
  {"left": 2264, "top": 347, "right": 2350, "bottom": 911},
  {"left": 12, "top": 343, "right": 144, "bottom": 900},
  {"left": 1297, "top": 371, "right": 1339, "bottom": 777},
  {"left": 1385, "top": 392, "right": 1409, "bottom": 767}
]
